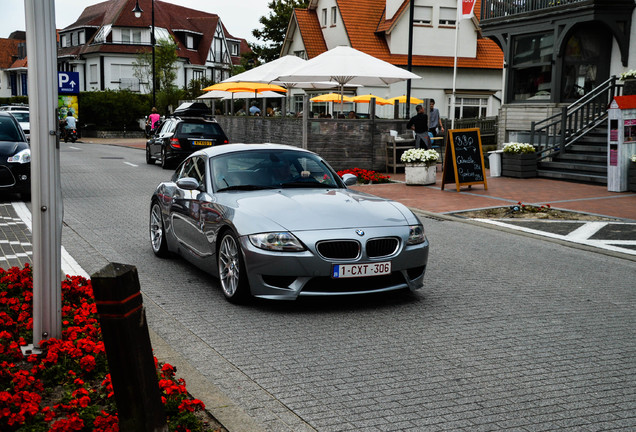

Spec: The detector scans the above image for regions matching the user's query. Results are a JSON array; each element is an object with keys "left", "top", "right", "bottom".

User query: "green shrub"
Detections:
[{"left": 79, "top": 90, "right": 151, "bottom": 131}]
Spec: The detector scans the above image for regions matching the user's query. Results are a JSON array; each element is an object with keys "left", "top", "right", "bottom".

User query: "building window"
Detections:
[
  {"left": 331, "top": 7, "right": 337, "bottom": 25},
  {"left": 293, "top": 50, "right": 306, "bottom": 60},
  {"left": 192, "top": 70, "right": 203, "bottom": 81},
  {"left": 231, "top": 43, "right": 239, "bottom": 56},
  {"left": 448, "top": 96, "right": 489, "bottom": 119},
  {"left": 510, "top": 32, "right": 553, "bottom": 102},
  {"left": 414, "top": 6, "right": 432, "bottom": 25},
  {"left": 72, "top": 32, "right": 78, "bottom": 46},
  {"left": 79, "top": 30, "right": 85, "bottom": 44},
  {"left": 90, "top": 64, "right": 97, "bottom": 84},
  {"left": 121, "top": 29, "right": 130, "bottom": 43},
  {"left": 186, "top": 35, "right": 194, "bottom": 49},
  {"left": 439, "top": 7, "right": 456, "bottom": 26},
  {"left": 322, "top": 8, "right": 327, "bottom": 26},
  {"left": 61, "top": 34, "right": 67, "bottom": 47}
]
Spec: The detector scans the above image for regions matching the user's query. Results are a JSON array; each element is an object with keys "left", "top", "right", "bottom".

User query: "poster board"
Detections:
[{"left": 441, "top": 128, "right": 488, "bottom": 191}]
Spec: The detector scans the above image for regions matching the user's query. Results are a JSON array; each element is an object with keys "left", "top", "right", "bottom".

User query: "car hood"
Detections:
[
  {"left": 0, "top": 141, "right": 25, "bottom": 156},
  {"left": 228, "top": 188, "right": 411, "bottom": 232}
]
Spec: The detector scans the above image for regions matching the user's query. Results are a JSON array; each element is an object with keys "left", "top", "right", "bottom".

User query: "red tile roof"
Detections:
[
  {"left": 313, "top": 0, "right": 503, "bottom": 69},
  {"left": 294, "top": 9, "right": 328, "bottom": 59},
  {"left": 62, "top": 0, "right": 250, "bottom": 66},
  {"left": 0, "top": 39, "right": 23, "bottom": 69}
]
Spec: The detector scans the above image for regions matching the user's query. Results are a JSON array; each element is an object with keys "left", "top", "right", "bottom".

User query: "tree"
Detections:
[
  {"left": 252, "top": 0, "right": 309, "bottom": 62},
  {"left": 133, "top": 37, "right": 181, "bottom": 112}
]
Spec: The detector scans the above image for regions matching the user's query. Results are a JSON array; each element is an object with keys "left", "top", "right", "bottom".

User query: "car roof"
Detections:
[
  {"left": 0, "top": 105, "right": 29, "bottom": 111},
  {"left": 192, "top": 143, "right": 315, "bottom": 158}
]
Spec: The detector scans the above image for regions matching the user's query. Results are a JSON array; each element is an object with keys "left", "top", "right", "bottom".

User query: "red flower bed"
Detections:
[
  {"left": 337, "top": 168, "right": 391, "bottom": 184},
  {"left": 0, "top": 264, "right": 216, "bottom": 432}
]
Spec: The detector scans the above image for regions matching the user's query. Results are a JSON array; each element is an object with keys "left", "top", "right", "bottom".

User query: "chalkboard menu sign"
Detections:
[{"left": 441, "top": 128, "right": 488, "bottom": 191}]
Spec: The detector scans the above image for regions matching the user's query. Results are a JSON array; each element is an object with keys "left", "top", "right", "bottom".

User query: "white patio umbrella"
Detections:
[{"left": 276, "top": 46, "right": 421, "bottom": 109}]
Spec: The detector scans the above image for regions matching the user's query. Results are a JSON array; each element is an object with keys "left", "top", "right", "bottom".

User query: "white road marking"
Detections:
[
  {"left": 10, "top": 202, "right": 90, "bottom": 278},
  {"left": 68, "top": 146, "right": 80, "bottom": 150},
  {"left": 124, "top": 161, "right": 138, "bottom": 167},
  {"left": 475, "top": 219, "right": 636, "bottom": 255}
]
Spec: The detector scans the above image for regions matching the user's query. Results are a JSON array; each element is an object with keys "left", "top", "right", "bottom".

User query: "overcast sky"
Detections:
[{"left": 0, "top": 0, "right": 271, "bottom": 44}]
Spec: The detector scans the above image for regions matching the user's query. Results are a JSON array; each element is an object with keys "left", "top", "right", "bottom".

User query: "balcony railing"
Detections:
[{"left": 481, "top": 0, "right": 587, "bottom": 20}]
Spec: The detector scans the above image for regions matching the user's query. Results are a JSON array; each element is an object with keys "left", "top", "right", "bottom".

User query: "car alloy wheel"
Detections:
[
  {"left": 217, "top": 231, "right": 248, "bottom": 303},
  {"left": 150, "top": 202, "right": 168, "bottom": 257}
]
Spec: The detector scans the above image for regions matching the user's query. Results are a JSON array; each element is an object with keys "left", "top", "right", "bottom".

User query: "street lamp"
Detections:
[{"left": 132, "top": 0, "right": 155, "bottom": 108}]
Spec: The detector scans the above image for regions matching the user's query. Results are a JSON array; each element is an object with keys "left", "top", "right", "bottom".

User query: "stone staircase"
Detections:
[{"left": 537, "top": 125, "right": 607, "bottom": 184}]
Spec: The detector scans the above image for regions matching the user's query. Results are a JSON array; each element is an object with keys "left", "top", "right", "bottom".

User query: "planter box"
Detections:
[
  {"left": 502, "top": 153, "right": 537, "bottom": 178},
  {"left": 624, "top": 79, "right": 636, "bottom": 96},
  {"left": 405, "top": 164, "right": 436, "bottom": 185},
  {"left": 629, "top": 163, "right": 636, "bottom": 192}
]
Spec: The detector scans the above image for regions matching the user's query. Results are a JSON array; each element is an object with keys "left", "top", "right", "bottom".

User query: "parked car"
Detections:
[
  {"left": 146, "top": 116, "right": 229, "bottom": 169},
  {"left": 0, "top": 112, "right": 31, "bottom": 198},
  {"left": 8, "top": 110, "right": 30, "bottom": 141},
  {"left": 149, "top": 143, "right": 429, "bottom": 303},
  {"left": 0, "top": 104, "right": 29, "bottom": 112}
]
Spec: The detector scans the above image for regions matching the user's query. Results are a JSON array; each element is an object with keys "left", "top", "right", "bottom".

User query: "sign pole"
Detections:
[{"left": 22, "top": 0, "right": 63, "bottom": 355}]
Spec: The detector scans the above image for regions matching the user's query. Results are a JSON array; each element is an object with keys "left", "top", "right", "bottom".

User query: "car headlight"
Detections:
[
  {"left": 407, "top": 224, "right": 426, "bottom": 245},
  {"left": 7, "top": 149, "right": 31, "bottom": 164},
  {"left": 248, "top": 232, "right": 306, "bottom": 252}
]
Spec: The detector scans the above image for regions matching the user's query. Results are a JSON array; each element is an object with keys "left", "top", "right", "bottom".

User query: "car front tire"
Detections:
[
  {"left": 217, "top": 230, "right": 249, "bottom": 303},
  {"left": 161, "top": 147, "right": 170, "bottom": 169},
  {"left": 150, "top": 202, "right": 169, "bottom": 257},
  {"left": 146, "top": 144, "right": 155, "bottom": 165}
]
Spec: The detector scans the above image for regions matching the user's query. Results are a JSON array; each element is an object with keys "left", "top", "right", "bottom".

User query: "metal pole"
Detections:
[
  {"left": 23, "top": 0, "right": 63, "bottom": 352},
  {"left": 151, "top": 0, "right": 156, "bottom": 108},
  {"left": 406, "top": 0, "right": 414, "bottom": 118}
]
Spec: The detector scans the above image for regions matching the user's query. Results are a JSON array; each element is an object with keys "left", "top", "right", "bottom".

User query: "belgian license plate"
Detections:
[
  {"left": 192, "top": 140, "right": 213, "bottom": 146},
  {"left": 332, "top": 261, "right": 391, "bottom": 278}
]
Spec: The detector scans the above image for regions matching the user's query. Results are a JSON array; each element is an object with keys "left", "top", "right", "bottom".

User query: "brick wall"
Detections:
[{"left": 215, "top": 116, "right": 410, "bottom": 172}]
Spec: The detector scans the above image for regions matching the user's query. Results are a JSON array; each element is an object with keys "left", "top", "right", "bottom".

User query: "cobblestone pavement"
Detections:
[{"left": 1, "top": 140, "right": 635, "bottom": 432}]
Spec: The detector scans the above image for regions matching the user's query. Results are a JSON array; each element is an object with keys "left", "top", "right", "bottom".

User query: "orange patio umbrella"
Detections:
[
  {"left": 388, "top": 95, "right": 423, "bottom": 105},
  {"left": 351, "top": 94, "right": 392, "bottom": 105},
  {"left": 202, "top": 81, "right": 287, "bottom": 95},
  {"left": 310, "top": 93, "right": 354, "bottom": 103}
]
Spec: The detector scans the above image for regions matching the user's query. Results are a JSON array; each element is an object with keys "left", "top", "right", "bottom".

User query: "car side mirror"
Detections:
[
  {"left": 176, "top": 177, "right": 200, "bottom": 191},
  {"left": 341, "top": 173, "right": 357, "bottom": 186}
]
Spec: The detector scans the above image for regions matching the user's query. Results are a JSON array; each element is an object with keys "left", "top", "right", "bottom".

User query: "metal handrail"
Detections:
[{"left": 530, "top": 76, "right": 620, "bottom": 161}]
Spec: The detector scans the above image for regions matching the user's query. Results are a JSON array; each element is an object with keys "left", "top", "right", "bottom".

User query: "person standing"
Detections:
[
  {"left": 428, "top": 99, "right": 444, "bottom": 137},
  {"left": 146, "top": 107, "right": 160, "bottom": 138},
  {"left": 406, "top": 104, "right": 430, "bottom": 149}
]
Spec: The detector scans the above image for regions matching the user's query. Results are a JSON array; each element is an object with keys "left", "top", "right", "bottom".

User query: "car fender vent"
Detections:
[{"left": 316, "top": 240, "right": 360, "bottom": 260}]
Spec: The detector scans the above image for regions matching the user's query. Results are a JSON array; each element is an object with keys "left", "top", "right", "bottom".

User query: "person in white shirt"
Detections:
[{"left": 65, "top": 112, "right": 77, "bottom": 130}]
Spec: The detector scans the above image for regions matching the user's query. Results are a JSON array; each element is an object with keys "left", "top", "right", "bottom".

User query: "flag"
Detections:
[{"left": 459, "top": 0, "right": 477, "bottom": 20}]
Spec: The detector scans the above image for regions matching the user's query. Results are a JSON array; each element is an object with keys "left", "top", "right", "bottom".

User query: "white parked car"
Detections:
[{"left": 8, "top": 111, "right": 30, "bottom": 142}]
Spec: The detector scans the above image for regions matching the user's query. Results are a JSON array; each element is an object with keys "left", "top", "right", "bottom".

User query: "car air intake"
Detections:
[
  {"left": 366, "top": 237, "right": 399, "bottom": 258},
  {"left": 316, "top": 240, "right": 360, "bottom": 259}
]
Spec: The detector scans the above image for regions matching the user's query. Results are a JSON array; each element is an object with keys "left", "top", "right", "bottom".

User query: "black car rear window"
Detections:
[
  {"left": 177, "top": 122, "right": 224, "bottom": 138},
  {"left": 0, "top": 117, "right": 22, "bottom": 142}
]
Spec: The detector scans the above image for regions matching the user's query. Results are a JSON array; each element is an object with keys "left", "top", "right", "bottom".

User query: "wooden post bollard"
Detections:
[{"left": 91, "top": 263, "right": 168, "bottom": 432}]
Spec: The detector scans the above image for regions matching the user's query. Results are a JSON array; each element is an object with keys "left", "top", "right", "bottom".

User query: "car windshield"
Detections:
[
  {"left": 0, "top": 117, "right": 23, "bottom": 142},
  {"left": 178, "top": 122, "right": 224, "bottom": 138},
  {"left": 10, "top": 112, "right": 29, "bottom": 122},
  {"left": 212, "top": 150, "right": 342, "bottom": 192}
]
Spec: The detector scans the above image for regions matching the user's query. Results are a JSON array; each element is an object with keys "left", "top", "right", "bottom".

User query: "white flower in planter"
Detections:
[
  {"left": 620, "top": 70, "right": 636, "bottom": 80},
  {"left": 502, "top": 142, "right": 536, "bottom": 154},
  {"left": 400, "top": 148, "right": 439, "bottom": 165}
]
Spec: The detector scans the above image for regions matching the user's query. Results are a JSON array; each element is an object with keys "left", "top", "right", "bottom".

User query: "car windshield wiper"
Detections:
[{"left": 216, "top": 184, "right": 276, "bottom": 192}]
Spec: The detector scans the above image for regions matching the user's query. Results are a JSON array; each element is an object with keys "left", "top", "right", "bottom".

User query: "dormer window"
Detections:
[
  {"left": 231, "top": 43, "right": 239, "bottom": 56},
  {"left": 186, "top": 35, "right": 194, "bottom": 49},
  {"left": 331, "top": 7, "right": 337, "bottom": 25},
  {"left": 121, "top": 29, "right": 142, "bottom": 44},
  {"left": 61, "top": 34, "right": 68, "bottom": 47}
]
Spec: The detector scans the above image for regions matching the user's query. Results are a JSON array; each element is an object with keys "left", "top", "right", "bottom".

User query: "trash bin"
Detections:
[{"left": 488, "top": 150, "right": 503, "bottom": 177}]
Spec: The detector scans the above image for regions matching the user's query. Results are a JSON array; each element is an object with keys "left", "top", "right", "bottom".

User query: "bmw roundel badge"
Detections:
[{"left": 355, "top": 229, "right": 365, "bottom": 236}]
